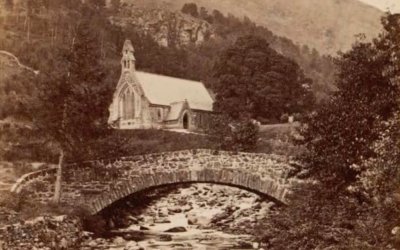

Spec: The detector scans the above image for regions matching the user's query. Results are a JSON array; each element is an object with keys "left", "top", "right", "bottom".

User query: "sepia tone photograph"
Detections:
[{"left": 0, "top": 0, "right": 399, "bottom": 249}]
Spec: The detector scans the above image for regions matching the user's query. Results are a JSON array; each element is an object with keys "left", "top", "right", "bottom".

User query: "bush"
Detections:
[
  {"left": 208, "top": 115, "right": 259, "bottom": 152},
  {"left": 280, "top": 114, "right": 289, "bottom": 123}
]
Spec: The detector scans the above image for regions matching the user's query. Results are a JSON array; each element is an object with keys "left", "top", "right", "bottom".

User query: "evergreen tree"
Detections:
[
  {"left": 181, "top": 3, "right": 199, "bottom": 17},
  {"left": 32, "top": 6, "right": 113, "bottom": 203},
  {"left": 212, "top": 35, "right": 314, "bottom": 123}
]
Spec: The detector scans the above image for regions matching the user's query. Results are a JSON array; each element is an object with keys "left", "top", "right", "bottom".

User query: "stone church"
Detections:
[{"left": 108, "top": 40, "right": 214, "bottom": 131}]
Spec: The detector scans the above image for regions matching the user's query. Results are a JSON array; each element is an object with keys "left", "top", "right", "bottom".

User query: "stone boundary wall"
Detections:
[
  {"left": 11, "top": 167, "right": 57, "bottom": 193},
  {"left": 11, "top": 149, "right": 300, "bottom": 214}
]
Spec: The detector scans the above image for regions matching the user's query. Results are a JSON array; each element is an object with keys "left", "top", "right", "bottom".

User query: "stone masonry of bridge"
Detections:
[{"left": 11, "top": 149, "right": 301, "bottom": 215}]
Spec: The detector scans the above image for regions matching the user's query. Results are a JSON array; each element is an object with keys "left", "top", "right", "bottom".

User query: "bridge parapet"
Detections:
[{"left": 12, "top": 149, "right": 301, "bottom": 214}]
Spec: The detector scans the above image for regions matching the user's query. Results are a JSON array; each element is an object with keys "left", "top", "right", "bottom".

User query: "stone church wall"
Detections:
[
  {"left": 191, "top": 111, "right": 213, "bottom": 131},
  {"left": 119, "top": 96, "right": 155, "bottom": 129}
]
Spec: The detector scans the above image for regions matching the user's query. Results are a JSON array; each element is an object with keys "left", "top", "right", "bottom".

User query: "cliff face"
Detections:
[
  {"left": 125, "top": 0, "right": 384, "bottom": 55},
  {"left": 110, "top": 5, "right": 214, "bottom": 47}
]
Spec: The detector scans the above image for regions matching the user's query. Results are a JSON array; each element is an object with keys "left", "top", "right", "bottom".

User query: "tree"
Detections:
[
  {"left": 302, "top": 39, "right": 397, "bottom": 188},
  {"left": 181, "top": 3, "right": 199, "bottom": 18},
  {"left": 212, "top": 9, "right": 225, "bottom": 23},
  {"left": 262, "top": 14, "right": 400, "bottom": 249},
  {"left": 212, "top": 35, "right": 314, "bottom": 123},
  {"left": 209, "top": 114, "right": 259, "bottom": 152},
  {"left": 32, "top": 6, "right": 113, "bottom": 203}
]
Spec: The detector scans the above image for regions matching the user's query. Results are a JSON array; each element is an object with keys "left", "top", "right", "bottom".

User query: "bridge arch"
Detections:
[
  {"left": 11, "top": 149, "right": 299, "bottom": 215},
  {"left": 88, "top": 169, "right": 290, "bottom": 214}
]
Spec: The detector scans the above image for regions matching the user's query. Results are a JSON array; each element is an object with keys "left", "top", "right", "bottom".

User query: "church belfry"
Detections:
[{"left": 122, "top": 40, "right": 136, "bottom": 72}]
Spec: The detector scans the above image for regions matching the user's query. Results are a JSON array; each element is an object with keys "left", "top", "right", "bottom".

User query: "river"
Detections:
[{"left": 83, "top": 184, "right": 275, "bottom": 249}]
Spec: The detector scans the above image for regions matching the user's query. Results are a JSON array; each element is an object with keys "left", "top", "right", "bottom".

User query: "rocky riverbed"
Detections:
[{"left": 88, "top": 183, "right": 276, "bottom": 249}]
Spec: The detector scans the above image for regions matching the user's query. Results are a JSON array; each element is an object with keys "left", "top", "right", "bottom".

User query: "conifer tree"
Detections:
[{"left": 33, "top": 5, "right": 113, "bottom": 203}]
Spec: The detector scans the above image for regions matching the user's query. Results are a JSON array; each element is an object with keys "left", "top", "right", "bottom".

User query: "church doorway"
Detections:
[{"left": 183, "top": 113, "right": 189, "bottom": 129}]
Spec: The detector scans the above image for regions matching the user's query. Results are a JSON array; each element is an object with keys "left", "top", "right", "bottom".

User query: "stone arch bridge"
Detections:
[{"left": 11, "top": 149, "right": 301, "bottom": 215}]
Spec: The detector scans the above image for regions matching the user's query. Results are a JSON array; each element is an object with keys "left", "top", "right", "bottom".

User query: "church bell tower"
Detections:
[{"left": 121, "top": 40, "right": 136, "bottom": 72}]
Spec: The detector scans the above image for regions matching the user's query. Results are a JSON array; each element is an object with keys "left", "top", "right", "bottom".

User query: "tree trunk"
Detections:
[
  {"left": 27, "top": 18, "right": 30, "bottom": 43},
  {"left": 24, "top": 15, "right": 27, "bottom": 31},
  {"left": 100, "top": 32, "right": 104, "bottom": 59},
  {"left": 53, "top": 149, "right": 64, "bottom": 203},
  {"left": 51, "top": 26, "right": 54, "bottom": 46}
]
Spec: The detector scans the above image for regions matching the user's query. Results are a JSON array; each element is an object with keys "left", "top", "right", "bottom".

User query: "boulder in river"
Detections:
[
  {"left": 182, "top": 205, "right": 192, "bottom": 212},
  {"left": 165, "top": 227, "right": 187, "bottom": 233},
  {"left": 159, "top": 234, "right": 173, "bottom": 241},
  {"left": 139, "top": 226, "right": 150, "bottom": 231},
  {"left": 123, "top": 241, "right": 140, "bottom": 250},
  {"left": 187, "top": 216, "right": 198, "bottom": 225},
  {"left": 113, "top": 236, "right": 126, "bottom": 245},
  {"left": 238, "top": 240, "right": 253, "bottom": 248},
  {"left": 121, "top": 232, "right": 145, "bottom": 241},
  {"left": 154, "top": 218, "right": 171, "bottom": 224},
  {"left": 168, "top": 207, "right": 182, "bottom": 213}
]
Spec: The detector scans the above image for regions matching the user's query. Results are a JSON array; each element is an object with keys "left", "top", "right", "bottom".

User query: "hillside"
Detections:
[
  {"left": 127, "top": 0, "right": 384, "bottom": 55},
  {"left": 112, "top": 2, "right": 337, "bottom": 100}
]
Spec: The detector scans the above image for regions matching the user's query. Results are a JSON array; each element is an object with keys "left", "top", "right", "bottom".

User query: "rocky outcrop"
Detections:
[
  {"left": 110, "top": 5, "right": 214, "bottom": 47},
  {"left": 127, "top": 0, "right": 384, "bottom": 55}
]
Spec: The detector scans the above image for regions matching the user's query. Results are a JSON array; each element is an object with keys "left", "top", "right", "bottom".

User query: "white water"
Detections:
[{"left": 87, "top": 184, "right": 273, "bottom": 249}]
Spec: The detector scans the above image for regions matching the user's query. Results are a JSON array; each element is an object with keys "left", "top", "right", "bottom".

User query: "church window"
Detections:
[
  {"left": 127, "top": 60, "right": 130, "bottom": 69},
  {"left": 122, "top": 88, "right": 135, "bottom": 120},
  {"left": 157, "top": 108, "right": 163, "bottom": 121}
]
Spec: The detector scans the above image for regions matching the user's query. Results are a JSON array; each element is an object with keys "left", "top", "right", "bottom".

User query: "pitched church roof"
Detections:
[{"left": 136, "top": 71, "right": 214, "bottom": 112}]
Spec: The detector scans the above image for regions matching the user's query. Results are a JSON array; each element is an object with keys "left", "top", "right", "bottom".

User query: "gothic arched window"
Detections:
[{"left": 122, "top": 88, "right": 135, "bottom": 120}]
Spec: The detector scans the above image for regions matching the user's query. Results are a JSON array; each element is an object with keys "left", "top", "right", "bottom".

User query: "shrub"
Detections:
[
  {"left": 208, "top": 115, "right": 259, "bottom": 152},
  {"left": 280, "top": 114, "right": 289, "bottom": 123}
]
